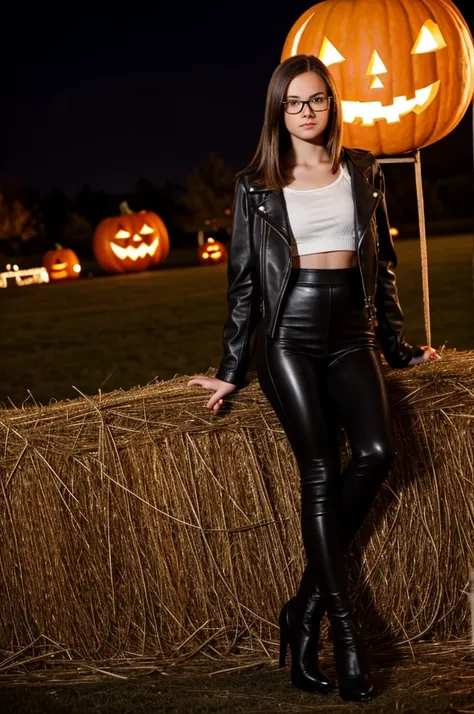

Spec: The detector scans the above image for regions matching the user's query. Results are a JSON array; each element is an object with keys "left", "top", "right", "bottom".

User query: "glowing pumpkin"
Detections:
[
  {"left": 281, "top": 0, "right": 474, "bottom": 155},
  {"left": 93, "top": 202, "right": 170, "bottom": 274},
  {"left": 43, "top": 244, "right": 81, "bottom": 281},
  {"left": 198, "top": 237, "right": 227, "bottom": 265}
]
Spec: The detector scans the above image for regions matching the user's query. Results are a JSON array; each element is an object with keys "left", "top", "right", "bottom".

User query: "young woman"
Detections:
[{"left": 188, "top": 54, "right": 440, "bottom": 702}]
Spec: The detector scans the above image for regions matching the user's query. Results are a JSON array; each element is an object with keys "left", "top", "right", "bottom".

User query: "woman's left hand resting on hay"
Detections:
[
  {"left": 187, "top": 376, "right": 237, "bottom": 412},
  {"left": 408, "top": 346, "right": 441, "bottom": 367}
]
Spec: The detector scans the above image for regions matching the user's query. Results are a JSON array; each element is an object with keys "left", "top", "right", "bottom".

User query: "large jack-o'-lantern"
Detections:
[
  {"left": 281, "top": 0, "right": 474, "bottom": 155},
  {"left": 43, "top": 244, "right": 81, "bottom": 281},
  {"left": 93, "top": 202, "right": 170, "bottom": 274}
]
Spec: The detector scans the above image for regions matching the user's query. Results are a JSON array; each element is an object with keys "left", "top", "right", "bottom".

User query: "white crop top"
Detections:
[{"left": 282, "top": 163, "right": 357, "bottom": 257}]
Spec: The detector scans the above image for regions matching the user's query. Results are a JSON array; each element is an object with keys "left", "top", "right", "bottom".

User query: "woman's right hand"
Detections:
[{"left": 187, "top": 376, "right": 237, "bottom": 412}]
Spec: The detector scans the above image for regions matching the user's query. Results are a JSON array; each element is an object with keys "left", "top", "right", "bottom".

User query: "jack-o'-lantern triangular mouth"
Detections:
[
  {"left": 110, "top": 237, "right": 159, "bottom": 261},
  {"left": 342, "top": 80, "right": 440, "bottom": 125}
]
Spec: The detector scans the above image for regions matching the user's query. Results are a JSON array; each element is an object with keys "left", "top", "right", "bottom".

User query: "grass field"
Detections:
[
  {"left": 1, "top": 235, "right": 472, "bottom": 407},
  {"left": 2, "top": 642, "right": 474, "bottom": 713}
]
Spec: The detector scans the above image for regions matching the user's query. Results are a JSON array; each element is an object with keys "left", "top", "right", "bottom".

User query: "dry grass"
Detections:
[
  {"left": 1, "top": 348, "right": 474, "bottom": 682},
  {"left": 2, "top": 637, "right": 474, "bottom": 713}
]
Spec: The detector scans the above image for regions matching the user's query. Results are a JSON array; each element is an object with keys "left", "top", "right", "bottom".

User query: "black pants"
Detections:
[{"left": 255, "top": 267, "right": 396, "bottom": 610}]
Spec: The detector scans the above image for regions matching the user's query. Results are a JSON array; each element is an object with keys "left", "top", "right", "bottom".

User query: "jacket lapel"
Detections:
[
  {"left": 252, "top": 188, "right": 292, "bottom": 248},
  {"left": 343, "top": 148, "right": 382, "bottom": 248},
  {"left": 252, "top": 147, "right": 382, "bottom": 251}
]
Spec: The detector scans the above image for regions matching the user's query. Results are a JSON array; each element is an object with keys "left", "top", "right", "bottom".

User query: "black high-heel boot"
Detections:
[
  {"left": 298, "top": 471, "right": 378, "bottom": 703},
  {"left": 327, "top": 592, "right": 376, "bottom": 702},
  {"left": 278, "top": 594, "right": 335, "bottom": 693}
]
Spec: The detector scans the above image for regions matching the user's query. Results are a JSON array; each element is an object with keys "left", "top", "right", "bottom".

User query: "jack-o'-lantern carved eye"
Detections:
[
  {"left": 139, "top": 224, "right": 154, "bottom": 235},
  {"left": 411, "top": 20, "right": 447, "bottom": 54},
  {"left": 115, "top": 229, "right": 131, "bottom": 239},
  {"left": 318, "top": 37, "right": 345, "bottom": 66}
]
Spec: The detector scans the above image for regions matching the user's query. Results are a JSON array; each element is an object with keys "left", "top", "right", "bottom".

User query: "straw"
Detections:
[{"left": 0, "top": 349, "right": 473, "bottom": 671}]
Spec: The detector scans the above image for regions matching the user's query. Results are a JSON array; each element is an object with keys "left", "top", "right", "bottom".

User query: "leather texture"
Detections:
[
  {"left": 278, "top": 596, "right": 335, "bottom": 694},
  {"left": 255, "top": 266, "right": 387, "bottom": 702},
  {"left": 215, "top": 147, "right": 421, "bottom": 387}
]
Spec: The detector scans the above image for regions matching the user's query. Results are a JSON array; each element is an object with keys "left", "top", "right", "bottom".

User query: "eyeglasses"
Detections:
[{"left": 282, "top": 95, "right": 332, "bottom": 114}]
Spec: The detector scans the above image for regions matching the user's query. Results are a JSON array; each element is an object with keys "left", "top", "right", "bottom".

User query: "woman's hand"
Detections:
[
  {"left": 408, "top": 345, "right": 441, "bottom": 367},
  {"left": 187, "top": 376, "right": 238, "bottom": 412}
]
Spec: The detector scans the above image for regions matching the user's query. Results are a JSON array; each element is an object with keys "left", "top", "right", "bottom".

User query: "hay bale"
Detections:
[{"left": 1, "top": 349, "right": 473, "bottom": 663}]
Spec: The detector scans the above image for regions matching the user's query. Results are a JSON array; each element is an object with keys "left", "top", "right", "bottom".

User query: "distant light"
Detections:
[
  {"left": 0, "top": 266, "right": 49, "bottom": 287},
  {"left": 73, "top": 264, "right": 81, "bottom": 273},
  {"left": 390, "top": 227, "right": 399, "bottom": 238}
]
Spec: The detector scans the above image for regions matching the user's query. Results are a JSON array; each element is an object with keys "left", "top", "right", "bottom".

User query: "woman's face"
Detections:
[{"left": 283, "top": 71, "right": 331, "bottom": 144}]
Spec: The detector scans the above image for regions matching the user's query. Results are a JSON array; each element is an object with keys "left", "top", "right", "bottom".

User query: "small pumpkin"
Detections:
[
  {"left": 198, "top": 237, "right": 227, "bottom": 265},
  {"left": 93, "top": 202, "right": 170, "bottom": 274},
  {"left": 43, "top": 244, "right": 81, "bottom": 280},
  {"left": 281, "top": 0, "right": 474, "bottom": 155}
]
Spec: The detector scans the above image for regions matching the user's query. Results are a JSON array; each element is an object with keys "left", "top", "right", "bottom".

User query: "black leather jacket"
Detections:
[{"left": 215, "top": 147, "right": 420, "bottom": 387}]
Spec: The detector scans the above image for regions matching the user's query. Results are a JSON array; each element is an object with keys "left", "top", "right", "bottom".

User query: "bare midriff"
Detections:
[{"left": 291, "top": 251, "right": 358, "bottom": 269}]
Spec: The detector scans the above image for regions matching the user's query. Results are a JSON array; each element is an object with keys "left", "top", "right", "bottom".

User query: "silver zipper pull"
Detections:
[{"left": 364, "top": 297, "right": 377, "bottom": 324}]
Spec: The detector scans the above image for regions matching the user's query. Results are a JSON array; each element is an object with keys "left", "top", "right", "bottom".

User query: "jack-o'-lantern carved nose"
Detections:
[
  {"left": 366, "top": 50, "right": 387, "bottom": 89},
  {"left": 133, "top": 234, "right": 141, "bottom": 242}
]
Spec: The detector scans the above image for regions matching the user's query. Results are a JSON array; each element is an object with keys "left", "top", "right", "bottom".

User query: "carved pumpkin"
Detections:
[
  {"left": 93, "top": 202, "right": 170, "bottom": 274},
  {"left": 198, "top": 237, "right": 227, "bottom": 265},
  {"left": 43, "top": 244, "right": 81, "bottom": 281},
  {"left": 281, "top": 0, "right": 474, "bottom": 155}
]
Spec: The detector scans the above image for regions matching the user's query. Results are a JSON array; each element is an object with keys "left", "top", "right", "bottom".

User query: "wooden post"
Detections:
[{"left": 378, "top": 150, "right": 431, "bottom": 346}]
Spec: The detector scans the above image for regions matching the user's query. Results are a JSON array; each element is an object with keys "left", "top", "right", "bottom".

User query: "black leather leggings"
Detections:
[{"left": 255, "top": 267, "right": 396, "bottom": 610}]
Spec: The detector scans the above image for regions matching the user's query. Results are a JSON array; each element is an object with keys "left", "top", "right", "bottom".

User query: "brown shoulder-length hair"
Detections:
[{"left": 238, "top": 55, "right": 343, "bottom": 189}]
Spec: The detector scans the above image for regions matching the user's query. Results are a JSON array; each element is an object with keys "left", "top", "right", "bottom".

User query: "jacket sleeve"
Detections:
[
  {"left": 214, "top": 176, "right": 261, "bottom": 387},
  {"left": 373, "top": 162, "right": 423, "bottom": 369}
]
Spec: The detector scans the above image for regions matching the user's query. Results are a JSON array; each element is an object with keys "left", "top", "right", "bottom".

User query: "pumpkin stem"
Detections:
[
  {"left": 54, "top": 243, "right": 63, "bottom": 250},
  {"left": 119, "top": 201, "right": 134, "bottom": 215}
]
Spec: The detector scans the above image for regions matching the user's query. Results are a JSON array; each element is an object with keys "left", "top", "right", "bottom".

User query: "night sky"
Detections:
[{"left": 3, "top": 0, "right": 473, "bottom": 196}]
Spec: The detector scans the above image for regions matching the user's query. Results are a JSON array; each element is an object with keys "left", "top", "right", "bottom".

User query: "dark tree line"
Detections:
[
  {"left": 0, "top": 152, "right": 472, "bottom": 259},
  {"left": 0, "top": 153, "right": 237, "bottom": 258}
]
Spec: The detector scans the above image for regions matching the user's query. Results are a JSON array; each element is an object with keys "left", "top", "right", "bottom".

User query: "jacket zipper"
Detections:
[
  {"left": 257, "top": 213, "right": 292, "bottom": 335},
  {"left": 271, "top": 253, "right": 292, "bottom": 336},
  {"left": 352, "top": 163, "right": 378, "bottom": 325},
  {"left": 356, "top": 227, "right": 376, "bottom": 325},
  {"left": 269, "top": 198, "right": 294, "bottom": 336},
  {"left": 259, "top": 219, "right": 266, "bottom": 316}
]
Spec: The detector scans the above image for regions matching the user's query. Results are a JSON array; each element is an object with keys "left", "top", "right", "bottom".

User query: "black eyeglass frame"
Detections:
[{"left": 281, "top": 96, "right": 333, "bottom": 114}]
